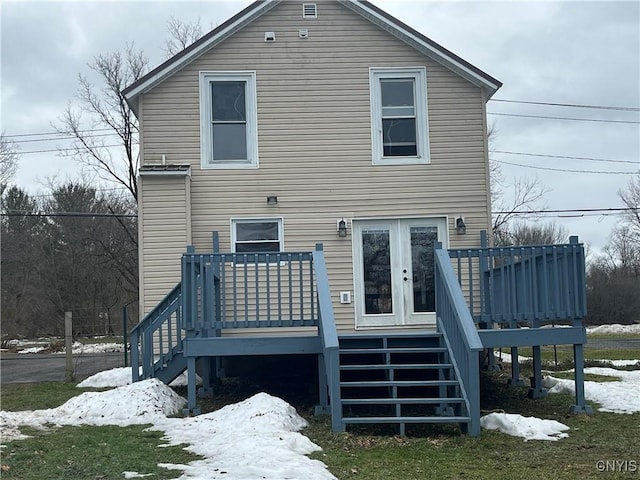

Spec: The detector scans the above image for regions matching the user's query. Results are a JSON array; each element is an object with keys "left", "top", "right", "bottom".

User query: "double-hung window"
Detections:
[
  {"left": 231, "top": 218, "right": 283, "bottom": 253},
  {"left": 200, "top": 71, "right": 258, "bottom": 168},
  {"left": 369, "top": 67, "right": 429, "bottom": 165}
]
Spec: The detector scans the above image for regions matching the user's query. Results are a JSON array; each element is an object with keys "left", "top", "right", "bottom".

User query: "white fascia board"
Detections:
[
  {"left": 341, "top": 0, "right": 501, "bottom": 97},
  {"left": 124, "top": 0, "right": 280, "bottom": 106},
  {"left": 138, "top": 168, "right": 191, "bottom": 177}
]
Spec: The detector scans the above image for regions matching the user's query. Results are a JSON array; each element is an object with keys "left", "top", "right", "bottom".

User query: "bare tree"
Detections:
[
  {"left": 488, "top": 125, "right": 549, "bottom": 240},
  {"left": 0, "top": 132, "right": 18, "bottom": 186},
  {"left": 57, "top": 45, "right": 148, "bottom": 201},
  {"left": 586, "top": 175, "right": 640, "bottom": 325},
  {"left": 163, "top": 16, "right": 203, "bottom": 58},
  {"left": 493, "top": 220, "right": 568, "bottom": 246},
  {"left": 618, "top": 175, "right": 640, "bottom": 241}
]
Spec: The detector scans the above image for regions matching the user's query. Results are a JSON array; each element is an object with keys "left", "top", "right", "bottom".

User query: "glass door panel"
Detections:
[
  {"left": 409, "top": 226, "right": 438, "bottom": 313},
  {"left": 362, "top": 227, "right": 393, "bottom": 315}
]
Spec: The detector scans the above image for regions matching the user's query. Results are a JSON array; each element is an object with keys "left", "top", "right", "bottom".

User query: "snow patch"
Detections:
[
  {"left": 77, "top": 367, "right": 134, "bottom": 388},
  {"left": 0, "top": 376, "right": 335, "bottom": 479},
  {"left": 18, "top": 347, "right": 47, "bottom": 354},
  {"left": 493, "top": 350, "right": 531, "bottom": 364},
  {"left": 77, "top": 367, "right": 202, "bottom": 388},
  {"left": 480, "top": 413, "right": 569, "bottom": 441},
  {"left": 544, "top": 367, "right": 640, "bottom": 414},
  {"left": 123, "top": 472, "right": 154, "bottom": 479},
  {"left": 150, "top": 393, "right": 334, "bottom": 479},
  {"left": 587, "top": 323, "right": 640, "bottom": 335},
  {"left": 70, "top": 342, "right": 125, "bottom": 354}
]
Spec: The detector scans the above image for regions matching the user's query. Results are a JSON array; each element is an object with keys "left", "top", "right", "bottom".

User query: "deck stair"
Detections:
[{"left": 338, "top": 332, "right": 471, "bottom": 435}]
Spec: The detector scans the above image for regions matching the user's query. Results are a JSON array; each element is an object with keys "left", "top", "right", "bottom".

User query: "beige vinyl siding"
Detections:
[
  {"left": 140, "top": 0, "right": 492, "bottom": 332},
  {"left": 139, "top": 175, "right": 190, "bottom": 315}
]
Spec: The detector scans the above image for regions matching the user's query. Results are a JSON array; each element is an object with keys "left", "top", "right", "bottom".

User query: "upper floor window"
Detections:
[
  {"left": 200, "top": 71, "right": 258, "bottom": 169},
  {"left": 369, "top": 67, "right": 430, "bottom": 165}
]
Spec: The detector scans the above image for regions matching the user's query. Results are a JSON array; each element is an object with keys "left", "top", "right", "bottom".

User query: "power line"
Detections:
[
  {"left": 18, "top": 144, "right": 126, "bottom": 155},
  {"left": 18, "top": 187, "right": 131, "bottom": 198},
  {"left": 493, "top": 207, "right": 636, "bottom": 215},
  {"left": 487, "top": 112, "right": 640, "bottom": 124},
  {"left": 494, "top": 159, "right": 637, "bottom": 174},
  {"left": 489, "top": 99, "right": 640, "bottom": 112},
  {"left": 4, "top": 128, "right": 113, "bottom": 139},
  {"left": 491, "top": 150, "right": 639, "bottom": 165},
  {"left": 12, "top": 133, "right": 118, "bottom": 144},
  {"left": 1, "top": 211, "right": 137, "bottom": 218}
]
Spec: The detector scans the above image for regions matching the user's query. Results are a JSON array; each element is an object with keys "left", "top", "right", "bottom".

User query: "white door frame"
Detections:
[{"left": 353, "top": 217, "right": 448, "bottom": 329}]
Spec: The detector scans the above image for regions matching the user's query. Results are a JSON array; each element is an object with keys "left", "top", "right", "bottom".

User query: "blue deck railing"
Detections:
[
  {"left": 447, "top": 235, "right": 587, "bottom": 327},
  {"left": 131, "top": 243, "right": 342, "bottom": 424},
  {"left": 434, "top": 247, "right": 482, "bottom": 436},
  {"left": 130, "top": 282, "right": 184, "bottom": 382},
  {"left": 312, "top": 247, "right": 343, "bottom": 432},
  {"left": 182, "top": 251, "right": 319, "bottom": 332}
]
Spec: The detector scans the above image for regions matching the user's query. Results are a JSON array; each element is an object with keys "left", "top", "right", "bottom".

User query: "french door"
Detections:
[{"left": 353, "top": 218, "right": 448, "bottom": 328}]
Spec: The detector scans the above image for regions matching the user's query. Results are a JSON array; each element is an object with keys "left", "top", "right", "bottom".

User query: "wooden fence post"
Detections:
[{"left": 65, "top": 311, "right": 73, "bottom": 382}]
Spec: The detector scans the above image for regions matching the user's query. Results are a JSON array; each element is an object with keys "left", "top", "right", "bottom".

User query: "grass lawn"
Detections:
[
  {"left": 498, "top": 343, "right": 640, "bottom": 366},
  {"left": 1, "top": 341, "right": 638, "bottom": 480},
  {"left": 0, "top": 383, "right": 200, "bottom": 480},
  {"left": 301, "top": 371, "right": 640, "bottom": 480}
]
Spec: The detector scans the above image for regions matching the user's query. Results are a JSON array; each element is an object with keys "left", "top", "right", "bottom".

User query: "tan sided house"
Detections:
[{"left": 124, "top": 0, "right": 592, "bottom": 435}]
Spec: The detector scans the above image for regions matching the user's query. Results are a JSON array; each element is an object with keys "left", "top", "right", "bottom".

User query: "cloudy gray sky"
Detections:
[{"left": 1, "top": 0, "right": 639, "bottom": 254}]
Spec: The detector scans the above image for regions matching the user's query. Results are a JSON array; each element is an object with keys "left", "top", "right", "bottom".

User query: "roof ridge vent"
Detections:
[{"left": 302, "top": 3, "right": 317, "bottom": 19}]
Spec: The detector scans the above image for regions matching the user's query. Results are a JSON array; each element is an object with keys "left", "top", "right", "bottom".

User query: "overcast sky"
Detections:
[{"left": 1, "top": 0, "right": 639, "bottom": 254}]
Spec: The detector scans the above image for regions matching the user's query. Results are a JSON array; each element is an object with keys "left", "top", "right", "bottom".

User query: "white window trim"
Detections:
[
  {"left": 369, "top": 67, "right": 430, "bottom": 166},
  {"left": 230, "top": 217, "right": 284, "bottom": 253},
  {"left": 200, "top": 71, "right": 259, "bottom": 169}
]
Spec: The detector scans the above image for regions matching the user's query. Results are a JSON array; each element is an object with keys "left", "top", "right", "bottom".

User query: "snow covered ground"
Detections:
[
  {"left": 1, "top": 323, "right": 638, "bottom": 469},
  {"left": 544, "top": 367, "right": 640, "bottom": 414},
  {"left": 0, "top": 374, "right": 336, "bottom": 480},
  {"left": 5, "top": 340, "right": 125, "bottom": 355},
  {"left": 480, "top": 361, "right": 640, "bottom": 440},
  {"left": 586, "top": 323, "right": 640, "bottom": 335},
  {"left": 480, "top": 413, "right": 569, "bottom": 441}
]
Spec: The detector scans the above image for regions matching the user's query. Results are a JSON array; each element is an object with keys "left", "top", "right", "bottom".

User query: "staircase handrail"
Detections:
[
  {"left": 313, "top": 245, "right": 343, "bottom": 432},
  {"left": 435, "top": 247, "right": 482, "bottom": 436},
  {"left": 130, "top": 282, "right": 182, "bottom": 382}
]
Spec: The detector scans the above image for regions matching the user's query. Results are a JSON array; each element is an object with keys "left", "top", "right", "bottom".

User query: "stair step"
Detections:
[
  {"left": 340, "top": 347, "right": 446, "bottom": 354},
  {"left": 340, "top": 380, "right": 459, "bottom": 387},
  {"left": 338, "top": 331, "right": 441, "bottom": 339},
  {"left": 342, "top": 416, "right": 471, "bottom": 424},
  {"left": 340, "top": 363, "right": 452, "bottom": 370},
  {"left": 342, "top": 397, "right": 465, "bottom": 405}
]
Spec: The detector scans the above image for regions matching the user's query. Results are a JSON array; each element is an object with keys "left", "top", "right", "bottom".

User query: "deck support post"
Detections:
[
  {"left": 485, "top": 347, "right": 500, "bottom": 371},
  {"left": 315, "top": 354, "right": 330, "bottom": 415},
  {"left": 507, "top": 347, "right": 526, "bottom": 387},
  {"left": 570, "top": 343, "right": 593, "bottom": 414},
  {"left": 184, "top": 356, "right": 201, "bottom": 416},
  {"left": 528, "top": 346, "right": 548, "bottom": 399},
  {"left": 198, "top": 358, "right": 214, "bottom": 398}
]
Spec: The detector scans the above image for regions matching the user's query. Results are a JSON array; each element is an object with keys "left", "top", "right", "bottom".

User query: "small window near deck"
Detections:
[{"left": 232, "top": 219, "right": 283, "bottom": 253}]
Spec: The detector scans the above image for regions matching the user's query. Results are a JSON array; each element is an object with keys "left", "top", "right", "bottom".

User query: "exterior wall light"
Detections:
[
  {"left": 456, "top": 216, "right": 466, "bottom": 235},
  {"left": 266, "top": 196, "right": 278, "bottom": 205},
  {"left": 337, "top": 218, "right": 347, "bottom": 237}
]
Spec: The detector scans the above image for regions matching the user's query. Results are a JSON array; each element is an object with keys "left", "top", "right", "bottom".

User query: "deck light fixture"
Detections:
[
  {"left": 266, "top": 195, "right": 278, "bottom": 205},
  {"left": 456, "top": 216, "right": 466, "bottom": 235},
  {"left": 337, "top": 218, "right": 347, "bottom": 237}
]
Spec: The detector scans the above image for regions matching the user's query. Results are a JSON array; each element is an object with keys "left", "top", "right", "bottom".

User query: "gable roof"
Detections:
[{"left": 123, "top": 0, "right": 501, "bottom": 114}]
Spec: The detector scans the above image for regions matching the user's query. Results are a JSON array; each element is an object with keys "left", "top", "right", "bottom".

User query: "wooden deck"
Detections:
[{"left": 131, "top": 233, "right": 593, "bottom": 436}]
